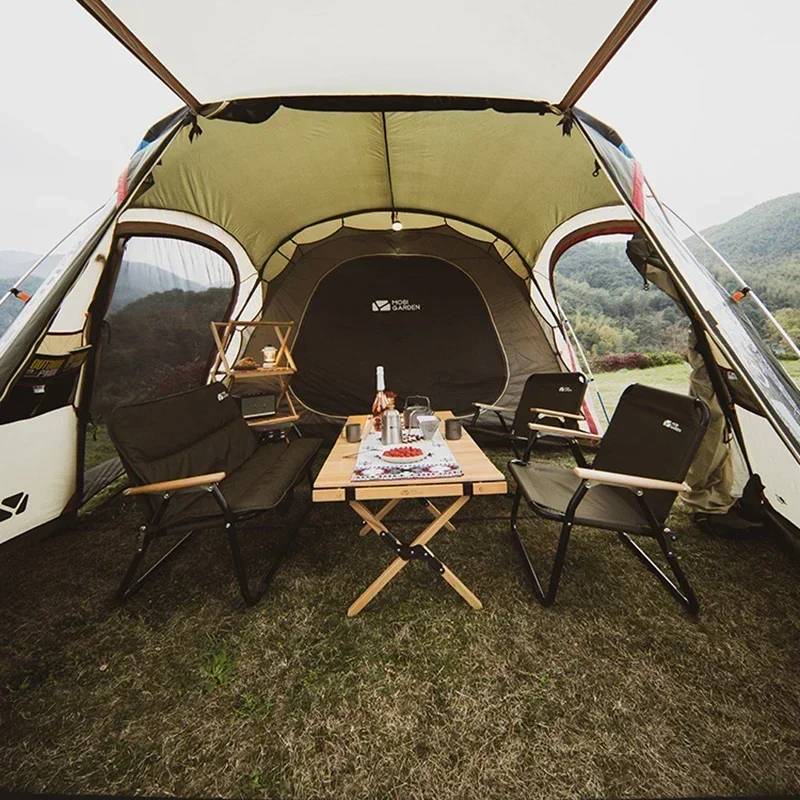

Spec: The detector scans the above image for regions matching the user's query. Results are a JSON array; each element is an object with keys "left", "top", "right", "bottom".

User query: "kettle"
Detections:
[{"left": 403, "top": 395, "right": 433, "bottom": 429}]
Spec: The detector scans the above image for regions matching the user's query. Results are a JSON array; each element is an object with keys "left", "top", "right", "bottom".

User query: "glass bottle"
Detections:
[{"left": 371, "top": 365, "right": 388, "bottom": 432}]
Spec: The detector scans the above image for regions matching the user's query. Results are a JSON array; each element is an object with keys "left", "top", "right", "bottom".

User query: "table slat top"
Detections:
[{"left": 313, "top": 412, "right": 506, "bottom": 496}]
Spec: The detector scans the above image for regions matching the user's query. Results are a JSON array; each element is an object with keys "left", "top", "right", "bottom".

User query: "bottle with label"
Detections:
[{"left": 371, "top": 365, "right": 389, "bottom": 432}]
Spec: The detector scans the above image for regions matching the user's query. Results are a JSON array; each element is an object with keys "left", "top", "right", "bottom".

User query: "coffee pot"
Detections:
[{"left": 381, "top": 408, "right": 403, "bottom": 445}]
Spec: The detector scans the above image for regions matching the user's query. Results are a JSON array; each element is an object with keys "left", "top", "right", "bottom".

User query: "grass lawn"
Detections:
[
  {"left": 591, "top": 358, "right": 800, "bottom": 425},
  {"left": 1, "top": 365, "right": 798, "bottom": 799}
]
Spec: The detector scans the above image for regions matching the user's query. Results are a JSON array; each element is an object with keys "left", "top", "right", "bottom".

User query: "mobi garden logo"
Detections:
[
  {"left": 371, "top": 299, "right": 421, "bottom": 312},
  {"left": 0, "top": 492, "right": 29, "bottom": 523}
]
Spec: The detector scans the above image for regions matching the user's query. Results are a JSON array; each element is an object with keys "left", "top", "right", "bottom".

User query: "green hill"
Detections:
[
  {"left": 686, "top": 193, "right": 800, "bottom": 313},
  {"left": 92, "top": 287, "right": 232, "bottom": 419},
  {"left": 555, "top": 193, "right": 800, "bottom": 357}
]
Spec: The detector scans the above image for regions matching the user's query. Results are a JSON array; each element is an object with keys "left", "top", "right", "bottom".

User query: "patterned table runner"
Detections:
[{"left": 351, "top": 428, "right": 463, "bottom": 482}]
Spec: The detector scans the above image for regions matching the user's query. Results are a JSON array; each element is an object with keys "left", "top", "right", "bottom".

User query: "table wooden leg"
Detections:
[
  {"left": 422, "top": 499, "right": 457, "bottom": 532},
  {"left": 440, "top": 564, "right": 483, "bottom": 609},
  {"left": 358, "top": 498, "right": 401, "bottom": 537},
  {"left": 347, "top": 495, "right": 474, "bottom": 616}
]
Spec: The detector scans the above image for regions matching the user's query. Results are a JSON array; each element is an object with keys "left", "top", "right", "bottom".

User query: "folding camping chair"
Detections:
[
  {"left": 509, "top": 384, "right": 709, "bottom": 613},
  {"left": 466, "top": 372, "right": 588, "bottom": 457},
  {"left": 108, "top": 382, "right": 321, "bottom": 605}
]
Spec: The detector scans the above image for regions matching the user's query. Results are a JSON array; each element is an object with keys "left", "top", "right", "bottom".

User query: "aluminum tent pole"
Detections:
[
  {"left": 663, "top": 203, "right": 800, "bottom": 361},
  {"left": 562, "top": 313, "right": 611, "bottom": 425},
  {"left": 0, "top": 204, "right": 105, "bottom": 312},
  {"left": 559, "top": 0, "right": 661, "bottom": 110}
]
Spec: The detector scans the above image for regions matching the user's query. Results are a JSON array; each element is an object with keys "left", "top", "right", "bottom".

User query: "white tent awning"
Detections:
[{"left": 85, "top": 0, "right": 650, "bottom": 107}]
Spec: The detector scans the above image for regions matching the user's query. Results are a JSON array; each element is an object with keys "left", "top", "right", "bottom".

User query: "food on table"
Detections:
[
  {"left": 235, "top": 356, "right": 259, "bottom": 369},
  {"left": 383, "top": 446, "right": 423, "bottom": 458}
]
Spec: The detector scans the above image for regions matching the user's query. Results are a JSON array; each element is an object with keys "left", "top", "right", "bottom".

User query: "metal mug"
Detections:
[
  {"left": 345, "top": 422, "right": 362, "bottom": 442},
  {"left": 261, "top": 345, "right": 278, "bottom": 368},
  {"left": 445, "top": 418, "right": 462, "bottom": 440}
]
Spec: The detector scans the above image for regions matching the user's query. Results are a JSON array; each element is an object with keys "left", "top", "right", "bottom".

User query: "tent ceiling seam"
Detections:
[
  {"left": 381, "top": 112, "right": 396, "bottom": 211},
  {"left": 261, "top": 206, "right": 536, "bottom": 282}
]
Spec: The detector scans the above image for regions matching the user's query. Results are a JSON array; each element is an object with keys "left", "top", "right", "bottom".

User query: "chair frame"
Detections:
[
  {"left": 510, "top": 423, "right": 702, "bottom": 614},
  {"left": 466, "top": 373, "right": 588, "bottom": 458},
  {"left": 119, "top": 465, "right": 314, "bottom": 606}
]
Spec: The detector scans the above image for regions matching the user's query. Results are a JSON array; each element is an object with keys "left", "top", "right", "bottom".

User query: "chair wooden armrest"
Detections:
[
  {"left": 528, "top": 422, "right": 603, "bottom": 442},
  {"left": 124, "top": 472, "right": 227, "bottom": 496},
  {"left": 573, "top": 467, "right": 690, "bottom": 493},
  {"left": 472, "top": 401, "right": 515, "bottom": 413},
  {"left": 529, "top": 406, "right": 584, "bottom": 421}
]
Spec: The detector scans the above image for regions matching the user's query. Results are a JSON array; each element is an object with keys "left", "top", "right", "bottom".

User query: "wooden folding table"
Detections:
[{"left": 313, "top": 412, "right": 507, "bottom": 616}]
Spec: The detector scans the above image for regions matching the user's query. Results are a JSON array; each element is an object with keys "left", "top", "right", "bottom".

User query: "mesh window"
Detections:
[{"left": 88, "top": 236, "right": 235, "bottom": 466}]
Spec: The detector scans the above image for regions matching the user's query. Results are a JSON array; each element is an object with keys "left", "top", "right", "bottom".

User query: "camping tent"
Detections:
[{"left": 0, "top": 0, "right": 798, "bottom": 550}]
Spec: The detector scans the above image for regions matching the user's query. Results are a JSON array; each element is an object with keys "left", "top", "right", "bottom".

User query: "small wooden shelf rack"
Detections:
[{"left": 210, "top": 320, "right": 299, "bottom": 426}]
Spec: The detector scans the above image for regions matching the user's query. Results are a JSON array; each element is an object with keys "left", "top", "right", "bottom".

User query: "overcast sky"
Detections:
[{"left": 0, "top": 0, "right": 798, "bottom": 255}]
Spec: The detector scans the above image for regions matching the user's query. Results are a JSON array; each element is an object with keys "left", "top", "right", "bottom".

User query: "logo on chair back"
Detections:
[
  {"left": 0, "top": 492, "right": 28, "bottom": 523},
  {"left": 558, "top": 386, "right": 573, "bottom": 393},
  {"left": 372, "top": 299, "right": 421, "bottom": 312},
  {"left": 662, "top": 419, "right": 683, "bottom": 434}
]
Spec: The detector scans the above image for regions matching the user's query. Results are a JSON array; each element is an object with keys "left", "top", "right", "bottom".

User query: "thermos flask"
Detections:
[{"left": 381, "top": 409, "right": 403, "bottom": 445}]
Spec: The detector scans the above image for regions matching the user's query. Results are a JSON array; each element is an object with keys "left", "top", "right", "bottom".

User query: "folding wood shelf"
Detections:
[{"left": 210, "top": 320, "right": 300, "bottom": 426}]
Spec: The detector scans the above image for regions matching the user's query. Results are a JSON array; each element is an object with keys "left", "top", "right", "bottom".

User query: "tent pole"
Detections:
[
  {"left": 76, "top": 0, "right": 202, "bottom": 113},
  {"left": 558, "top": 0, "right": 661, "bottom": 110},
  {"left": 661, "top": 203, "right": 800, "bottom": 361},
  {"left": 0, "top": 204, "right": 104, "bottom": 312},
  {"left": 563, "top": 314, "right": 611, "bottom": 425}
]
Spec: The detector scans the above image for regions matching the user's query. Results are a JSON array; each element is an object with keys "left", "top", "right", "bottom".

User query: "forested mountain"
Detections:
[
  {"left": 555, "top": 192, "right": 800, "bottom": 357},
  {"left": 108, "top": 261, "right": 208, "bottom": 312},
  {"left": 2, "top": 193, "right": 798, "bottom": 361},
  {"left": 686, "top": 193, "right": 800, "bottom": 314},
  {"left": 0, "top": 259, "right": 211, "bottom": 337},
  {"left": 0, "top": 251, "right": 62, "bottom": 280},
  {"left": 92, "top": 287, "right": 232, "bottom": 418}
]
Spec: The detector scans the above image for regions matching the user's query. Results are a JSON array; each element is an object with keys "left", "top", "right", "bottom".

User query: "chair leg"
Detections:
[
  {"left": 117, "top": 526, "right": 194, "bottom": 602},
  {"left": 226, "top": 523, "right": 256, "bottom": 605},
  {"left": 510, "top": 488, "right": 574, "bottom": 607},
  {"left": 224, "top": 506, "right": 308, "bottom": 607},
  {"left": 618, "top": 528, "right": 700, "bottom": 613}
]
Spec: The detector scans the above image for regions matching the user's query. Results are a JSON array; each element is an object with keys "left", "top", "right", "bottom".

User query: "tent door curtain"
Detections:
[{"left": 290, "top": 255, "right": 507, "bottom": 418}]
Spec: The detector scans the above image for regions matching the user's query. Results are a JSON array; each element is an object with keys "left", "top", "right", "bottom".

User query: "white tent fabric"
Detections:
[{"left": 103, "top": 0, "right": 634, "bottom": 104}]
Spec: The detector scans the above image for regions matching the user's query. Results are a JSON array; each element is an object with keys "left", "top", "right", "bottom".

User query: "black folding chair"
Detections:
[
  {"left": 466, "top": 372, "right": 588, "bottom": 457},
  {"left": 509, "top": 384, "right": 709, "bottom": 613},
  {"left": 108, "top": 382, "right": 321, "bottom": 606}
]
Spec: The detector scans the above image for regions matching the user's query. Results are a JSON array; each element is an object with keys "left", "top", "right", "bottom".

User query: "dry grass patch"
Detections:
[{"left": 0, "top": 444, "right": 798, "bottom": 799}]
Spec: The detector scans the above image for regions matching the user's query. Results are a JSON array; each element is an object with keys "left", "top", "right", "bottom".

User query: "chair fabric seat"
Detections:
[
  {"left": 509, "top": 460, "right": 658, "bottom": 535},
  {"left": 108, "top": 382, "right": 322, "bottom": 605},
  {"left": 161, "top": 436, "right": 321, "bottom": 526}
]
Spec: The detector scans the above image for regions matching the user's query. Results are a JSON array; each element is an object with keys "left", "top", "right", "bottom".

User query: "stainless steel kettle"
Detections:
[{"left": 403, "top": 395, "right": 433, "bottom": 429}]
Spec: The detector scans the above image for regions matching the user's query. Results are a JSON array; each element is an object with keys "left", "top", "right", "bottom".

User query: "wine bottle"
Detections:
[{"left": 371, "top": 365, "right": 388, "bottom": 432}]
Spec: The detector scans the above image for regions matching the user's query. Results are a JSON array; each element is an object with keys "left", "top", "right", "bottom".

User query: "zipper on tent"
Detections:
[
  {"left": 562, "top": 313, "right": 611, "bottom": 425},
  {"left": 662, "top": 203, "right": 800, "bottom": 361}
]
